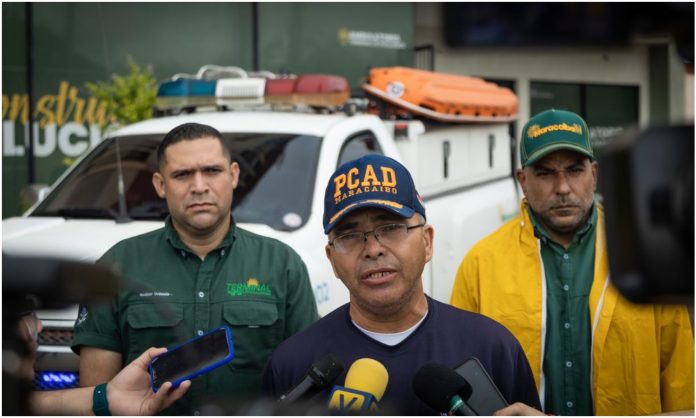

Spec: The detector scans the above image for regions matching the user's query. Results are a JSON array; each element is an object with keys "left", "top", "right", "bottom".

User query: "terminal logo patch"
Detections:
[{"left": 227, "top": 278, "right": 272, "bottom": 297}]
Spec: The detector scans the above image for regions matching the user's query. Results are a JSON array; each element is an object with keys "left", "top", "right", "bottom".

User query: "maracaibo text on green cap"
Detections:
[{"left": 520, "top": 109, "right": 593, "bottom": 167}]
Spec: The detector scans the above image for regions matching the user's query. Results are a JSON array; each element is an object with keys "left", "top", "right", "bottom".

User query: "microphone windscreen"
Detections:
[
  {"left": 413, "top": 362, "right": 473, "bottom": 412},
  {"left": 311, "top": 354, "right": 344, "bottom": 386},
  {"left": 344, "top": 358, "right": 389, "bottom": 401}
]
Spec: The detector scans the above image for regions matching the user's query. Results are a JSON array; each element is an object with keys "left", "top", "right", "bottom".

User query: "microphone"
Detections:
[
  {"left": 413, "top": 362, "right": 477, "bottom": 416},
  {"left": 327, "top": 358, "right": 389, "bottom": 413},
  {"left": 278, "top": 354, "right": 344, "bottom": 404}
]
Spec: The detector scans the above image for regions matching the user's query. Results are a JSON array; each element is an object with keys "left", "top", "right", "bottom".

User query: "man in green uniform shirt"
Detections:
[{"left": 71, "top": 122, "right": 318, "bottom": 414}]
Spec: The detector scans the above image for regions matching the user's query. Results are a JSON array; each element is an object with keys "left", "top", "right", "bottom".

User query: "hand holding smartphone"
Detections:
[{"left": 149, "top": 325, "right": 235, "bottom": 392}]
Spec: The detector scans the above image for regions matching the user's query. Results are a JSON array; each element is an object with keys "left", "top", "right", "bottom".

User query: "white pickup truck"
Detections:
[{"left": 2, "top": 68, "right": 519, "bottom": 386}]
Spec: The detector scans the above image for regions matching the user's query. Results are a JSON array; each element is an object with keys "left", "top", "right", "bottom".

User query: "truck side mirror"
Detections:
[{"left": 20, "top": 184, "right": 50, "bottom": 213}]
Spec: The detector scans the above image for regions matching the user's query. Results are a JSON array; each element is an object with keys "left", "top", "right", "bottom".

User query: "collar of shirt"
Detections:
[
  {"left": 163, "top": 215, "right": 237, "bottom": 254},
  {"left": 351, "top": 309, "right": 429, "bottom": 346}
]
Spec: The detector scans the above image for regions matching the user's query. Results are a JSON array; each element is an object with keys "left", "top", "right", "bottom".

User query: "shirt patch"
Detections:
[
  {"left": 227, "top": 278, "right": 272, "bottom": 297},
  {"left": 139, "top": 292, "right": 172, "bottom": 297},
  {"left": 75, "top": 307, "right": 88, "bottom": 327}
]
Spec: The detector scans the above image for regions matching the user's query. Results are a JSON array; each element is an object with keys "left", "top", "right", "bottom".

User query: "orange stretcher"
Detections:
[{"left": 362, "top": 67, "right": 518, "bottom": 123}]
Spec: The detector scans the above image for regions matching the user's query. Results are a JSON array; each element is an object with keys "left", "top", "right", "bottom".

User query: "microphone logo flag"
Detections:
[{"left": 327, "top": 387, "right": 378, "bottom": 412}]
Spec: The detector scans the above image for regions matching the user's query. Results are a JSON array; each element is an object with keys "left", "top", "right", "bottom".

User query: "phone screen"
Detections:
[
  {"left": 455, "top": 357, "right": 508, "bottom": 415},
  {"left": 150, "top": 326, "right": 233, "bottom": 390}
]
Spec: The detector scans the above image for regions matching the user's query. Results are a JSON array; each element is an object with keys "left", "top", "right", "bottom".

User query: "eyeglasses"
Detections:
[
  {"left": 20, "top": 311, "right": 40, "bottom": 342},
  {"left": 328, "top": 223, "right": 426, "bottom": 254}
]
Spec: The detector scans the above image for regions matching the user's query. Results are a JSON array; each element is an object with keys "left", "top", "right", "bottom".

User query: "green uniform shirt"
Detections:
[
  {"left": 72, "top": 217, "right": 319, "bottom": 415},
  {"left": 529, "top": 204, "right": 597, "bottom": 416}
]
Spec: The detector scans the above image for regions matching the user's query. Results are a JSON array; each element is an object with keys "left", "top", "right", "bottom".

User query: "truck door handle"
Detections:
[{"left": 443, "top": 140, "right": 451, "bottom": 178}]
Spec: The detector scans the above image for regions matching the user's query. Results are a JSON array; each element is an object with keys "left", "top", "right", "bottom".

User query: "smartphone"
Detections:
[
  {"left": 149, "top": 325, "right": 234, "bottom": 392},
  {"left": 454, "top": 357, "right": 508, "bottom": 415}
]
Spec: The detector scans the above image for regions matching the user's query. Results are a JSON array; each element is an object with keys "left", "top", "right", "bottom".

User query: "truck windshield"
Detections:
[{"left": 33, "top": 133, "right": 321, "bottom": 231}]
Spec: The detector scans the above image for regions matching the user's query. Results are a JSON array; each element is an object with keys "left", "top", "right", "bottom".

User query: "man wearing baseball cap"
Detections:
[
  {"left": 451, "top": 109, "right": 694, "bottom": 415},
  {"left": 263, "top": 154, "right": 541, "bottom": 414}
]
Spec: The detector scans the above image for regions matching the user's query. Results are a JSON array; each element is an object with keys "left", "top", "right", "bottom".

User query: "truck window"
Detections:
[
  {"left": 337, "top": 131, "right": 383, "bottom": 167},
  {"left": 32, "top": 133, "right": 321, "bottom": 231}
]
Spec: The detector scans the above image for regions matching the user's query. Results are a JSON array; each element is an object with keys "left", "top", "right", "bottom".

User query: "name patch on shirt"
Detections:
[
  {"left": 227, "top": 278, "right": 272, "bottom": 297},
  {"left": 139, "top": 292, "right": 172, "bottom": 297}
]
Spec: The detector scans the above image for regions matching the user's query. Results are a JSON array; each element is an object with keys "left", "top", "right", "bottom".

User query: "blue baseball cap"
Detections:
[{"left": 323, "top": 154, "right": 426, "bottom": 234}]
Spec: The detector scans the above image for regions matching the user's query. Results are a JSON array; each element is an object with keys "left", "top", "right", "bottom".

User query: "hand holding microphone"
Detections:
[{"left": 327, "top": 358, "right": 389, "bottom": 413}]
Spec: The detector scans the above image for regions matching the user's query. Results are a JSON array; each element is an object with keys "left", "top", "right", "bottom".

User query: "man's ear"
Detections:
[
  {"left": 152, "top": 172, "right": 166, "bottom": 199},
  {"left": 591, "top": 160, "right": 599, "bottom": 191},
  {"left": 423, "top": 224, "right": 434, "bottom": 264},
  {"left": 325, "top": 243, "right": 341, "bottom": 280},
  {"left": 515, "top": 168, "right": 527, "bottom": 195},
  {"left": 230, "top": 162, "right": 240, "bottom": 189}
]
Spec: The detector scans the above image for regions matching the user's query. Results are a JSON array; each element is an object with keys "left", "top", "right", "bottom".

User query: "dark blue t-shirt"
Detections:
[{"left": 263, "top": 297, "right": 541, "bottom": 415}]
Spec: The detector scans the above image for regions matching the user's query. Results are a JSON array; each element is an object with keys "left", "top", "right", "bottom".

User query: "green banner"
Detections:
[{"left": 3, "top": 3, "right": 413, "bottom": 218}]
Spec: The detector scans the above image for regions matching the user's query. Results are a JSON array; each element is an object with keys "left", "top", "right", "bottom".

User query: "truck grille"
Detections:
[{"left": 38, "top": 329, "right": 74, "bottom": 346}]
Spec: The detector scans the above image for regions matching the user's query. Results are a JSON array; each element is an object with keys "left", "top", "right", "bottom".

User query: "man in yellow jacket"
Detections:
[{"left": 451, "top": 109, "right": 693, "bottom": 415}]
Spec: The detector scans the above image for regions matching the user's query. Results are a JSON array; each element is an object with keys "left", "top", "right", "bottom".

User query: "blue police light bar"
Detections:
[
  {"left": 157, "top": 78, "right": 217, "bottom": 97},
  {"left": 35, "top": 371, "right": 79, "bottom": 390},
  {"left": 155, "top": 78, "right": 218, "bottom": 112}
]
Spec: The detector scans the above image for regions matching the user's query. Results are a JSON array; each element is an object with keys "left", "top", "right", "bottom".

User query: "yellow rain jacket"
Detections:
[{"left": 451, "top": 200, "right": 694, "bottom": 415}]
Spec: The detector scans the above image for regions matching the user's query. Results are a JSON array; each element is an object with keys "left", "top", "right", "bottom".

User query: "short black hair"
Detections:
[{"left": 157, "top": 122, "right": 231, "bottom": 167}]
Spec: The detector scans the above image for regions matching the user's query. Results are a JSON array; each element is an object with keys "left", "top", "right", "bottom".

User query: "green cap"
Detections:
[{"left": 520, "top": 109, "right": 593, "bottom": 167}]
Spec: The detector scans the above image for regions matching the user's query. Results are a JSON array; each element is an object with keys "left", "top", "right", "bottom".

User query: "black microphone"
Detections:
[
  {"left": 278, "top": 354, "right": 344, "bottom": 404},
  {"left": 413, "top": 362, "right": 478, "bottom": 416}
]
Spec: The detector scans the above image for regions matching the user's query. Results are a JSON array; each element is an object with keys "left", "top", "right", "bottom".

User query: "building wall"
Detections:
[{"left": 414, "top": 3, "right": 691, "bottom": 142}]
